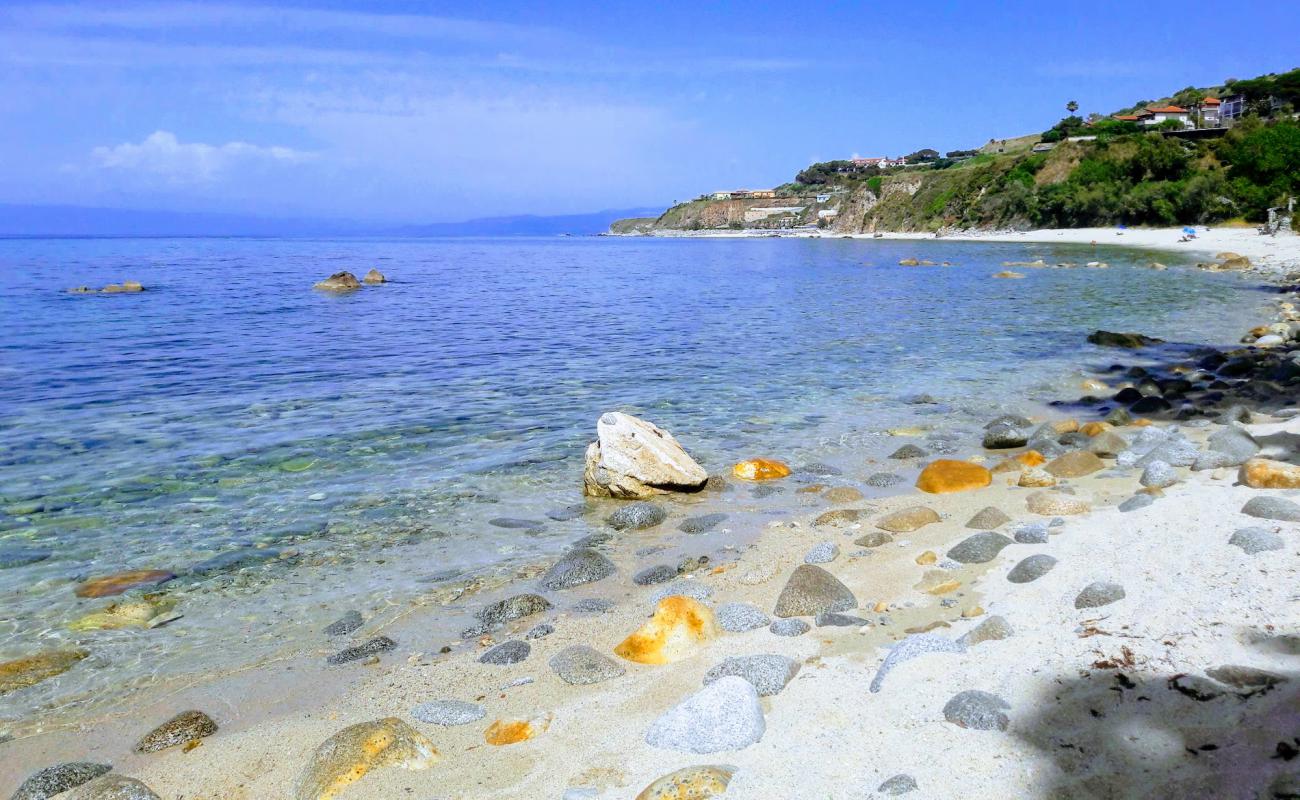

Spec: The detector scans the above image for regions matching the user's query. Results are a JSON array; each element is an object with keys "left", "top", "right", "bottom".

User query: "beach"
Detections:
[{"left": 4, "top": 227, "right": 1300, "bottom": 800}]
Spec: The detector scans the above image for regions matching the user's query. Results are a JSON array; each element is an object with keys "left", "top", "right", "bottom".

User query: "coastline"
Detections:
[{"left": 4, "top": 231, "right": 1300, "bottom": 799}]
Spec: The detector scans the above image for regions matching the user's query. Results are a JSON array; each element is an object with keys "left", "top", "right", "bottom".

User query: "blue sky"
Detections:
[{"left": 1, "top": 0, "right": 1296, "bottom": 224}]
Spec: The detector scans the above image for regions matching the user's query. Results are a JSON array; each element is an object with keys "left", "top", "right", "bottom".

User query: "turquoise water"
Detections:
[{"left": 0, "top": 236, "right": 1263, "bottom": 722}]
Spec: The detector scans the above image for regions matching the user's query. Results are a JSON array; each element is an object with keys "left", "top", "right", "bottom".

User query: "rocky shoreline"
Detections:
[{"left": 4, "top": 234, "right": 1300, "bottom": 799}]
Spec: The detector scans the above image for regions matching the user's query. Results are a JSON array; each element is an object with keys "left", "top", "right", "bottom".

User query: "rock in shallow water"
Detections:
[
  {"left": 295, "top": 717, "right": 438, "bottom": 800},
  {"left": 0, "top": 547, "right": 52, "bottom": 569},
  {"left": 326, "top": 636, "right": 395, "bottom": 665},
  {"left": 0, "top": 649, "right": 88, "bottom": 694},
  {"left": 11, "top": 762, "right": 112, "bottom": 800},
  {"left": 538, "top": 548, "right": 616, "bottom": 590},
  {"left": 607, "top": 502, "right": 667, "bottom": 530},
  {"left": 703, "top": 654, "right": 799, "bottom": 696},
  {"left": 410, "top": 699, "right": 485, "bottom": 726},
  {"left": 679, "top": 513, "right": 727, "bottom": 534},
  {"left": 772, "top": 564, "right": 856, "bottom": 617},
  {"left": 582, "top": 412, "right": 708, "bottom": 499},
  {"left": 549, "top": 645, "right": 626, "bottom": 685},
  {"left": 645, "top": 676, "right": 765, "bottom": 753},
  {"left": 135, "top": 710, "right": 217, "bottom": 753},
  {"left": 74, "top": 569, "right": 175, "bottom": 598},
  {"left": 943, "top": 689, "right": 1010, "bottom": 731},
  {"left": 322, "top": 610, "right": 363, "bottom": 637}
]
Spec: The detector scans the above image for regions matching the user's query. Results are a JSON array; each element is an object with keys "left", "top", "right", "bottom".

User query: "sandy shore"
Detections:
[{"left": 4, "top": 230, "right": 1300, "bottom": 800}]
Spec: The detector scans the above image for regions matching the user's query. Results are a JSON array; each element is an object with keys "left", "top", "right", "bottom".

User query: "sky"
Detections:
[{"left": 1, "top": 0, "right": 1297, "bottom": 225}]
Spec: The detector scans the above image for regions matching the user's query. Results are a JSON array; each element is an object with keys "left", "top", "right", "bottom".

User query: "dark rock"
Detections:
[
  {"left": 1114, "top": 387, "right": 1143, "bottom": 404},
  {"left": 572, "top": 598, "right": 614, "bottom": 614},
  {"left": 1205, "top": 664, "right": 1288, "bottom": 695},
  {"left": 889, "top": 444, "right": 928, "bottom": 459},
  {"left": 327, "top": 636, "right": 396, "bottom": 665},
  {"left": 189, "top": 547, "right": 279, "bottom": 576},
  {"left": 549, "top": 645, "right": 625, "bottom": 685},
  {"left": 1130, "top": 395, "right": 1172, "bottom": 414},
  {"left": 1007, "top": 554, "right": 1057, "bottom": 583},
  {"left": 957, "top": 615, "right": 1014, "bottom": 647},
  {"left": 134, "top": 710, "right": 218, "bottom": 753},
  {"left": 477, "top": 594, "right": 552, "bottom": 628},
  {"left": 607, "top": 502, "right": 667, "bottom": 530},
  {"left": 966, "top": 506, "right": 1011, "bottom": 529},
  {"left": 1074, "top": 582, "right": 1125, "bottom": 609},
  {"left": 488, "top": 517, "right": 546, "bottom": 530},
  {"left": 538, "top": 548, "right": 616, "bottom": 590},
  {"left": 877, "top": 774, "right": 919, "bottom": 795},
  {"left": 773, "top": 565, "right": 856, "bottom": 617},
  {"left": 983, "top": 424, "right": 1028, "bottom": 450},
  {"left": 1087, "top": 330, "right": 1163, "bottom": 348},
  {"left": 0, "top": 548, "right": 52, "bottom": 569},
  {"left": 634, "top": 564, "right": 678, "bottom": 585},
  {"left": 11, "top": 762, "right": 112, "bottom": 800},
  {"left": 1242, "top": 496, "right": 1300, "bottom": 522},
  {"left": 943, "top": 690, "right": 1010, "bottom": 730},
  {"left": 525, "top": 623, "right": 555, "bottom": 639},
  {"left": 679, "top": 513, "right": 728, "bottom": 534},
  {"left": 322, "top": 610, "right": 363, "bottom": 637},
  {"left": 1118, "top": 494, "right": 1154, "bottom": 513},
  {"left": 815, "top": 612, "right": 869, "bottom": 627},
  {"left": 1012, "top": 522, "right": 1049, "bottom": 544},
  {"left": 479, "top": 640, "right": 530, "bottom": 665},
  {"left": 946, "top": 532, "right": 1014, "bottom": 564}
]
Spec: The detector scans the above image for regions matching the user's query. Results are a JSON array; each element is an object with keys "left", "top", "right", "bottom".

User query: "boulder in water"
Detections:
[
  {"left": 582, "top": 412, "right": 708, "bottom": 499},
  {"left": 314, "top": 272, "right": 362, "bottom": 292}
]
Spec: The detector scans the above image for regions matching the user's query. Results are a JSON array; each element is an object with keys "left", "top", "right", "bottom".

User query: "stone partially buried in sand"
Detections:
[
  {"left": 485, "top": 714, "right": 551, "bottom": 745},
  {"left": 966, "top": 506, "right": 1010, "bottom": 529},
  {"left": 772, "top": 564, "right": 856, "bottom": 618},
  {"left": 731, "top": 459, "right": 791, "bottom": 481},
  {"left": 1044, "top": 451, "right": 1105, "bottom": 478},
  {"left": 876, "top": 505, "right": 940, "bottom": 533},
  {"left": 915, "top": 460, "right": 992, "bottom": 494},
  {"left": 1241, "top": 495, "right": 1300, "bottom": 522},
  {"left": 943, "top": 690, "right": 1010, "bottom": 731},
  {"left": 635, "top": 765, "right": 735, "bottom": 800},
  {"left": 135, "top": 710, "right": 217, "bottom": 753},
  {"left": 549, "top": 645, "right": 626, "bottom": 685},
  {"left": 614, "top": 596, "right": 719, "bottom": 664},
  {"left": 645, "top": 676, "right": 765, "bottom": 753},
  {"left": 702, "top": 654, "right": 799, "bottom": 697},
  {"left": 1074, "top": 581, "right": 1125, "bottom": 609},
  {"left": 74, "top": 569, "right": 175, "bottom": 598},
  {"left": 66, "top": 775, "right": 160, "bottom": 800},
  {"left": 0, "top": 649, "right": 88, "bottom": 694},
  {"left": 582, "top": 412, "right": 708, "bottom": 499},
  {"left": 295, "top": 717, "right": 438, "bottom": 800},
  {"left": 946, "top": 532, "right": 1013, "bottom": 564},
  {"left": 1026, "top": 491, "right": 1090, "bottom": 516},
  {"left": 10, "top": 762, "right": 112, "bottom": 800}
]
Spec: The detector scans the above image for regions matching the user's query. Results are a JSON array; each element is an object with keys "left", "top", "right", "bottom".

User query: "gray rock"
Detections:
[
  {"left": 679, "top": 513, "right": 728, "bottom": 534},
  {"left": 798, "top": 462, "right": 843, "bottom": 476},
  {"left": 1168, "top": 674, "right": 1227, "bottom": 702},
  {"left": 134, "top": 710, "right": 217, "bottom": 753},
  {"left": 983, "top": 423, "right": 1028, "bottom": 450},
  {"left": 702, "top": 654, "right": 799, "bottom": 697},
  {"left": 326, "top": 636, "right": 395, "bottom": 665},
  {"left": 644, "top": 676, "right": 765, "bottom": 753},
  {"left": 11, "top": 762, "right": 112, "bottom": 800},
  {"left": 877, "top": 774, "right": 919, "bottom": 795},
  {"left": 322, "top": 610, "right": 363, "bottom": 637},
  {"left": 539, "top": 548, "right": 616, "bottom": 590},
  {"left": 65, "top": 775, "right": 160, "bottom": 800},
  {"left": 410, "top": 699, "right": 485, "bottom": 725},
  {"left": 189, "top": 547, "right": 279, "bottom": 576},
  {"left": 1242, "top": 496, "right": 1300, "bottom": 522},
  {"left": 479, "top": 640, "right": 530, "bottom": 665},
  {"left": 966, "top": 506, "right": 1010, "bottom": 529},
  {"left": 889, "top": 444, "right": 927, "bottom": 459},
  {"left": 1140, "top": 459, "right": 1178, "bottom": 489},
  {"left": 1135, "top": 438, "right": 1200, "bottom": 469},
  {"left": 634, "top": 564, "right": 678, "bottom": 585},
  {"left": 1074, "top": 581, "right": 1126, "bottom": 609},
  {"left": 650, "top": 580, "right": 712, "bottom": 604},
  {"left": 1012, "top": 522, "right": 1049, "bottom": 544},
  {"left": 572, "top": 598, "right": 614, "bottom": 614},
  {"left": 957, "top": 615, "right": 1014, "bottom": 647},
  {"left": 525, "top": 623, "right": 555, "bottom": 639},
  {"left": 1229, "top": 527, "right": 1284, "bottom": 554},
  {"left": 803, "top": 541, "right": 840, "bottom": 564},
  {"left": 1007, "top": 554, "right": 1057, "bottom": 584},
  {"left": 773, "top": 565, "right": 856, "bottom": 617},
  {"left": 549, "top": 645, "right": 626, "bottom": 685},
  {"left": 1204, "top": 425, "right": 1260, "bottom": 465},
  {"left": 1086, "top": 431, "right": 1129, "bottom": 458},
  {"left": 946, "top": 532, "right": 1014, "bottom": 564},
  {"left": 1205, "top": 664, "right": 1288, "bottom": 693},
  {"left": 815, "top": 611, "right": 869, "bottom": 627},
  {"left": 546, "top": 504, "right": 587, "bottom": 522},
  {"left": 717, "top": 602, "right": 770, "bottom": 633},
  {"left": 751, "top": 484, "right": 783, "bottom": 498},
  {"left": 769, "top": 618, "right": 810, "bottom": 637},
  {"left": 854, "top": 530, "right": 895, "bottom": 548},
  {"left": 1118, "top": 494, "right": 1154, "bottom": 513},
  {"left": 0, "top": 548, "right": 52, "bottom": 569},
  {"left": 607, "top": 502, "right": 667, "bottom": 530},
  {"left": 488, "top": 517, "right": 546, "bottom": 530},
  {"left": 476, "top": 594, "right": 552, "bottom": 628},
  {"left": 869, "top": 634, "right": 965, "bottom": 693},
  {"left": 865, "top": 472, "right": 906, "bottom": 487},
  {"left": 943, "top": 690, "right": 1010, "bottom": 731}
]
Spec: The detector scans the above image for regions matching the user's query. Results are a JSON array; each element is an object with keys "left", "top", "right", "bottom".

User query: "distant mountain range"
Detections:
[{"left": 0, "top": 204, "right": 665, "bottom": 238}]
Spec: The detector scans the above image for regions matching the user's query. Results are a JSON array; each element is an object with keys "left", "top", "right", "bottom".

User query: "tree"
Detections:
[
  {"left": 1066, "top": 100, "right": 1079, "bottom": 114},
  {"left": 905, "top": 148, "right": 939, "bottom": 162}
]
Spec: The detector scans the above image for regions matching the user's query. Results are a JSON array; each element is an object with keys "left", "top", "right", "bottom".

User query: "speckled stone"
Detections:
[
  {"left": 702, "top": 654, "right": 799, "bottom": 697},
  {"left": 549, "top": 645, "right": 626, "bottom": 685},
  {"left": 1241, "top": 495, "right": 1300, "bottom": 522},
  {"left": 322, "top": 610, "right": 363, "bottom": 637},
  {"left": 869, "top": 634, "right": 965, "bottom": 693},
  {"left": 538, "top": 548, "right": 616, "bottom": 590},
  {"left": 1229, "top": 527, "right": 1284, "bottom": 554},
  {"left": 957, "top": 615, "right": 1014, "bottom": 647},
  {"left": 634, "top": 564, "right": 679, "bottom": 585},
  {"left": 678, "top": 513, "right": 728, "bottom": 534},
  {"left": 479, "top": 640, "right": 530, "bottom": 665},
  {"left": 644, "top": 676, "right": 764, "bottom": 753},
  {"left": 410, "top": 700, "right": 485, "bottom": 726},
  {"left": 966, "top": 506, "right": 1010, "bottom": 529},
  {"left": 134, "top": 710, "right": 217, "bottom": 753},
  {"left": 66, "top": 775, "right": 160, "bottom": 800},
  {"left": 768, "top": 618, "right": 810, "bottom": 637},
  {"left": 865, "top": 472, "right": 906, "bottom": 487},
  {"left": 943, "top": 690, "right": 1010, "bottom": 731},
  {"left": 717, "top": 602, "right": 770, "bottom": 633},
  {"left": 1006, "top": 554, "right": 1057, "bottom": 584},
  {"left": 326, "top": 636, "right": 395, "bottom": 665},
  {"left": 877, "top": 774, "right": 919, "bottom": 795},
  {"left": 803, "top": 541, "right": 840, "bottom": 564},
  {"left": 607, "top": 502, "right": 667, "bottom": 530},
  {"left": 1074, "top": 581, "right": 1126, "bottom": 609},
  {"left": 946, "top": 532, "right": 1014, "bottom": 564},
  {"left": 11, "top": 762, "right": 112, "bottom": 800},
  {"left": 772, "top": 565, "right": 856, "bottom": 617}
]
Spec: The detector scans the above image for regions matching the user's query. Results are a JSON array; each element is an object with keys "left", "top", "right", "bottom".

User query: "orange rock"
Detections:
[
  {"left": 1131, "top": 418, "right": 1153, "bottom": 427},
  {"left": 636, "top": 765, "right": 734, "bottom": 799},
  {"left": 873, "top": 600, "right": 890, "bottom": 613},
  {"left": 915, "top": 550, "right": 937, "bottom": 566},
  {"left": 1054, "top": 418, "right": 1081, "bottom": 433},
  {"left": 1080, "top": 421, "right": 1113, "bottom": 437},
  {"left": 1018, "top": 467, "right": 1056, "bottom": 487},
  {"left": 74, "top": 569, "right": 176, "bottom": 598},
  {"left": 731, "top": 459, "right": 791, "bottom": 481},
  {"left": 485, "top": 716, "right": 549, "bottom": 746},
  {"left": 295, "top": 717, "right": 438, "bottom": 800},
  {"left": 614, "top": 596, "right": 718, "bottom": 664},
  {"left": 1239, "top": 458, "right": 1300, "bottom": 489},
  {"left": 1014, "top": 450, "right": 1047, "bottom": 467},
  {"left": 915, "top": 460, "right": 992, "bottom": 494}
]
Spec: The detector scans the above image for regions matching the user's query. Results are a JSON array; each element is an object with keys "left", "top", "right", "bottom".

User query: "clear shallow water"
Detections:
[{"left": 0, "top": 235, "right": 1264, "bottom": 722}]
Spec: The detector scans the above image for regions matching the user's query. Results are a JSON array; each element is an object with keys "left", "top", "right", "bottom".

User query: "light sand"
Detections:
[{"left": 5, "top": 231, "right": 1300, "bottom": 799}]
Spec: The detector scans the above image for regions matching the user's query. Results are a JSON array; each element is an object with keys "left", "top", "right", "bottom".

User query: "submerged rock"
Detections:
[
  {"left": 582, "top": 412, "right": 708, "bottom": 499},
  {"left": 295, "top": 717, "right": 438, "bottom": 800},
  {"left": 732, "top": 459, "right": 791, "bottom": 480},
  {"left": 607, "top": 502, "right": 667, "bottom": 530},
  {"left": 135, "top": 710, "right": 218, "bottom": 753},
  {"left": 0, "top": 649, "right": 88, "bottom": 694},
  {"left": 323, "top": 610, "right": 363, "bottom": 637},
  {"left": 679, "top": 513, "right": 728, "bottom": 534},
  {"left": 74, "top": 569, "right": 175, "bottom": 598},
  {"left": 313, "top": 271, "right": 362, "bottom": 291},
  {"left": 326, "top": 636, "right": 396, "bottom": 665},
  {"left": 538, "top": 548, "right": 616, "bottom": 590}
]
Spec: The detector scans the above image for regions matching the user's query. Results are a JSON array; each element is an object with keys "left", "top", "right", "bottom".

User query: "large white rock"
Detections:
[
  {"left": 582, "top": 412, "right": 708, "bottom": 499},
  {"left": 644, "top": 675, "right": 765, "bottom": 753}
]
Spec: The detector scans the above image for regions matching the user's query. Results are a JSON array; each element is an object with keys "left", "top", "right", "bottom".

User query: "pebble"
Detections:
[
  {"left": 134, "top": 710, "right": 217, "bottom": 753},
  {"left": 549, "top": 645, "right": 626, "bottom": 685},
  {"left": 877, "top": 774, "right": 919, "bottom": 795},
  {"left": 1074, "top": 581, "right": 1126, "bottom": 609},
  {"left": 966, "top": 506, "right": 1010, "bottom": 529},
  {"left": 1006, "top": 554, "right": 1057, "bottom": 583},
  {"left": 634, "top": 564, "right": 678, "bottom": 585},
  {"left": 717, "top": 602, "right": 771, "bottom": 633},
  {"left": 327, "top": 636, "right": 396, "bottom": 665},
  {"left": 322, "top": 610, "right": 363, "bottom": 637},
  {"left": 773, "top": 564, "right": 856, "bottom": 617},
  {"left": 11, "top": 762, "right": 112, "bottom": 800},
  {"left": 958, "top": 615, "right": 1013, "bottom": 647},
  {"left": 865, "top": 472, "right": 906, "bottom": 487},
  {"left": 1229, "top": 527, "right": 1284, "bottom": 554},
  {"left": 410, "top": 700, "right": 486, "bottom": 726},
  {"left": 1241, "top": 495, "right": 1300, "bottom": 522},
  {"left": 607, "top": 502, "right": 667, "bottom": 530},
  {"left": 768, "top": 618, "right": 810, "bottom": 637},
  {"left": 679, "top": 513, "right": 728, "bottom": 534},
  {"left": 869, "top": 633, "right": 964, "bottom": 693},
  {"left": 815, "top": 611, "right": 869, "bottom": 627},
  {"left": 943, "top": 689, "right": 1010, "bottom": 731},
  {"left": 1118, "top": 494, "right": 1154, "bottom": 513},
  {"left": 803, "top": 540, "right": 840, "bottom": 564},
  {"left": 644, "top": 676, "right": 765, "bottom": 753},
  {"left": 479, "top": 640, "right": 530, "bottom": 665},
  {"left": 946, "top": 532, "right": 1013, "bottom": 564},
  {"left": 1140, "top": 459, "right": 1177, "bottom": 489},
  {"left": 854, "top": 531, "right": 895, "bottom": 548},
  {"left": 525, "top": 623, "right": 555, "bottom": 639},
  {"left": 572, "top": 598, "right": 615, "bottom": 614},
  {"left": 702, "top": 654, "right": 799, "bottom": 696},
  {"left": 538, "top": 548, "right": 616, "bottom": 590},
  {"left": 1012, "top": 522, "right": 1049, "bottom": 544}
]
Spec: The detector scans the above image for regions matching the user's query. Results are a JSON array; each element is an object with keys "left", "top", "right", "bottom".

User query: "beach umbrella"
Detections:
[{"left": 1183, "top": 226, "right": 1196, "bottom": 234}]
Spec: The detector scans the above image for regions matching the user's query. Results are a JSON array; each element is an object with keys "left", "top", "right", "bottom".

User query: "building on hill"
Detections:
[
  {"left": 711, "top": 189, "right": 777, "bottom": 200},
  {"left": 1193, "top": 96, "right": 1222, "bottom": 127},
  {"left": 1136, "top": 105, "right": 1193, "bottom": 128},
  {"left": 1220, "top": 93, "right": 1247, "bottom": 122}
]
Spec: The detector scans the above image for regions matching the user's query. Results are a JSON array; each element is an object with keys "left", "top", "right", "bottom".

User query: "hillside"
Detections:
[{"left": 616, "top": 67, "right": 1300, "bottom": 235}]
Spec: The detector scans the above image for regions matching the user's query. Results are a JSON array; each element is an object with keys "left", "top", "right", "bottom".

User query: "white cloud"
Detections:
[{"left": 90, "top": 130, "right": 311, "bottom": 183}]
